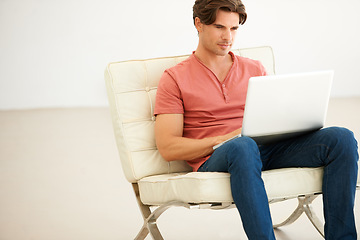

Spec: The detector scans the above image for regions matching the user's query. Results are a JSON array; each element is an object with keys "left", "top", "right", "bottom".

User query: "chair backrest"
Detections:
[{"left": 105, "top": 46, "right": 275, "bottom": 183}]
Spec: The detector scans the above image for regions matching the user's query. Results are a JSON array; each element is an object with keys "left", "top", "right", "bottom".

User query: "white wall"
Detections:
[{"left": 1, "top": 0, "right": 359, "bottom": 109}]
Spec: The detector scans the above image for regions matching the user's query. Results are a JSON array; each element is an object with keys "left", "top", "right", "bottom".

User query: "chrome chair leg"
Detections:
[
  {"left": 302, "top": 196, "right": 325, "bottom": 238},
  {"left": 133, "top": 183, "right": 191, "bottom": 240},
  {"left": 273, "top": 195, "right": 324, "bottom": 238}
]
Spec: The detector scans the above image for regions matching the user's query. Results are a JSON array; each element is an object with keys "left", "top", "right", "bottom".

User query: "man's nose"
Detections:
[{"left": 222, "top": 29, "right": 232, "bottom": 41}]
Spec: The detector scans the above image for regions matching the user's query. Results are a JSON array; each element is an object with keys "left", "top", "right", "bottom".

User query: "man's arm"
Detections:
[{"left": 155, "top": 113, "right": 241, "bottom": 161}]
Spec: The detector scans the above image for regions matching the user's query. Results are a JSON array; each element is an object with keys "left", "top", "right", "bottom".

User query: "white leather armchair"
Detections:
[{"left": 105, "top": 46, "right": 330, "bottom": 239}]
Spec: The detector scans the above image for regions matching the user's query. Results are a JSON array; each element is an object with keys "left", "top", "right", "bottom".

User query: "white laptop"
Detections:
[{"left": 214, "top": 70, "right": 333, "bottom": 149}]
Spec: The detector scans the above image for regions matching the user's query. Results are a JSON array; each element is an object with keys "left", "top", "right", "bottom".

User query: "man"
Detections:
[{"left": 154, "top": 0, "right": 359, "bottom": 239}]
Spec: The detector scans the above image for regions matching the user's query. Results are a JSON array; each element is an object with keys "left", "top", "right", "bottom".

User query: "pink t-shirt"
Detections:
[{"left": 154, "top": 51, "right": 267, "bottom": 171}]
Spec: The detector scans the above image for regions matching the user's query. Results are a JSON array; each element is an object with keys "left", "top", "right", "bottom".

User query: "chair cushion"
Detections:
[{"left": 138, "top": 167, "right": 324, "bottom": 205}]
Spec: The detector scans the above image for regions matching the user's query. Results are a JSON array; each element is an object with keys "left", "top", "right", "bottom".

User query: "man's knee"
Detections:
[
  {"left": 223, "top": 137, "right": 262, "bottom": 171},
  {"left": 224, "top": 136, "right": 258, "bottom": 155},
  {"left": 321, "top": 127, "right": 357, "bottom": 149},
  {"left": 321, "top": 127, "right": 359, "bottom": 166}
]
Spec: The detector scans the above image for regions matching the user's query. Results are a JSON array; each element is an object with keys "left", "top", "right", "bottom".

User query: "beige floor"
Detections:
[{"left": 0, "top": 97, "right": 359, "bottom": 240}]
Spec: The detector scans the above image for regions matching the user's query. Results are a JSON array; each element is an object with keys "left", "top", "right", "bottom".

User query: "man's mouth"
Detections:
[{"left": 218, "top": 43, "right": 232, "bottom": 49}]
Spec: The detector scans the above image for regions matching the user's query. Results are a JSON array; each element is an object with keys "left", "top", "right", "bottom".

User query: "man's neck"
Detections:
[
  {"left": 195, "top": 47, "right": 233, "bottom": 69},
  {"left": 194, "top": 47, "right": 232, "bottom": 70},
  {"left": 194, "top": 47, "right": 234, "bottom": 83}
]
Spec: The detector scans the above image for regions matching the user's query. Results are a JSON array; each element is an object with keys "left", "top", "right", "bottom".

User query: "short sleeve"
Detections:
[
  {"left": 154, "top": 70, "right": 184, "bottom": 116},
  {"left": 259, "top": 60, "right": 268, "bottom": 76},
  {"left": 252, "top": 59, "right": 268, "bottom": 76}
]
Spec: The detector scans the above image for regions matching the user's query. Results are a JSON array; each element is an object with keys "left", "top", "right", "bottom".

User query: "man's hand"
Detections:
[{"left": 215, "top": 128, "right": 242, "bottom": 146}]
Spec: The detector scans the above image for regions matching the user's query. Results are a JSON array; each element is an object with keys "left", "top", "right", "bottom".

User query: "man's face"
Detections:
[{"left": 197, "top": 10, "right": 240, "bottom": 57}]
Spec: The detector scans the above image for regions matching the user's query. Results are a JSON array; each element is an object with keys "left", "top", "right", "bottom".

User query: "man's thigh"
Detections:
[{"left": 259, "top": 127, "right": 342, "bottom": 170}]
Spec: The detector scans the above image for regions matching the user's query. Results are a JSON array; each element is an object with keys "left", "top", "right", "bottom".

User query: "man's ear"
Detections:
[{"left": 194, "top": 17, "right": 203, "bottom": 33}]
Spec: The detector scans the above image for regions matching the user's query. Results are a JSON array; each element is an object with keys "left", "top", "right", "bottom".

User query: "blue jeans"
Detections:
[{"left": 198, "top": 127, "right": 359, "bottom": 240}]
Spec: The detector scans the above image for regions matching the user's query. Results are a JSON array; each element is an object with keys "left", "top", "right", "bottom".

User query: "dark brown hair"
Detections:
[{"left": 193, "top": 0, "right": 247, "bottom": 25}]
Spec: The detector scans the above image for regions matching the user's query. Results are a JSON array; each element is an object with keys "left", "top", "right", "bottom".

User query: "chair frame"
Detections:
[{"left": 132, "top": 182, "right": 325, "bottom": 240}]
